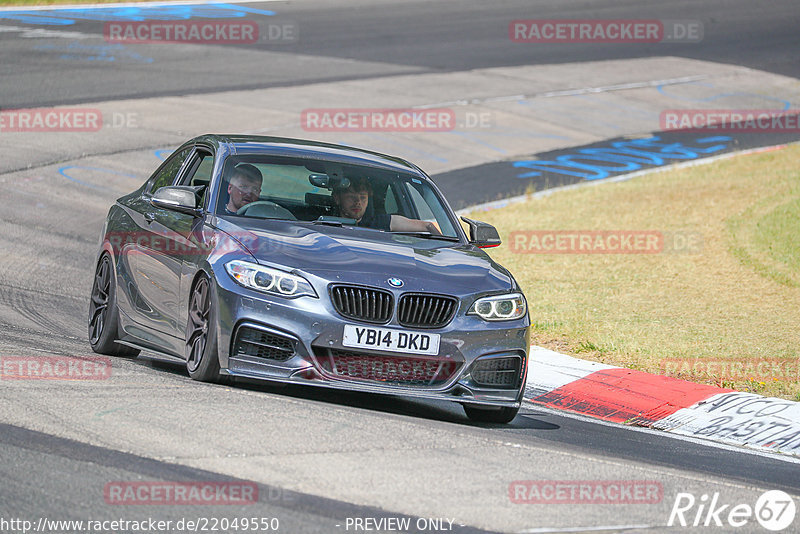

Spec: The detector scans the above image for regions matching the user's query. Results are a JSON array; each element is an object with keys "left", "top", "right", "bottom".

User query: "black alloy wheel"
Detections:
[
  {"left": 88, "top": 254, "right": 139, "bottom": 357},
  {"left": 185, "top": 275, "right": 221, "bottom": 382}
]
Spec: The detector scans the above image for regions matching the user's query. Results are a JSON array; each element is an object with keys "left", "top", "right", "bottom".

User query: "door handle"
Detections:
[{"left": 144, "top": 213, "right": 155, "bottom": 224}]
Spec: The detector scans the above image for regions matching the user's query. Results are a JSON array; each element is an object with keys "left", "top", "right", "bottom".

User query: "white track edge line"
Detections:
[{"left": 521, "top": 402, "right": 800, "bottom": 465}]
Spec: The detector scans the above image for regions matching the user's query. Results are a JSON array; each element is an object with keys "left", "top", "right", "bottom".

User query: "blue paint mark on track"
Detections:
[
  {"left": 0, "top": 2, "right": 275, "bottom": 26},
  {"left": 58, "top": 165, "right": 138, "bottom": 191},
  {"left": 512, "top": 135, "right": 733, "bottom": 180}
]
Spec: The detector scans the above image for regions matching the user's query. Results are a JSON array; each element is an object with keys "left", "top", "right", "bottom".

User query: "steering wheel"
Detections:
[{"left": 237, "top": 201, "right": 296, "bottom": 220}]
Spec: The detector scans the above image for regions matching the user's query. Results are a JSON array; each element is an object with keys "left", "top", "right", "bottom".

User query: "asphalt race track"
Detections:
[
  {"left": 1, "top": 1, "right": 799, "bottom": 533},
  {"left": 2, "top": 0, "right": 799, "bottom": 107}
]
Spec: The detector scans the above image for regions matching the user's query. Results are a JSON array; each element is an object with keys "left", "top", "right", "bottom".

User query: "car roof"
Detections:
[{"left": 192, "top": 134, "right": 428, "bottom": 177}]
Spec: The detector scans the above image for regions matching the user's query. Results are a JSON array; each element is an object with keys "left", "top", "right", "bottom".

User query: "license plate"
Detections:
[{"left": 342, "top": 324, "right": 440, "bottom": 356}]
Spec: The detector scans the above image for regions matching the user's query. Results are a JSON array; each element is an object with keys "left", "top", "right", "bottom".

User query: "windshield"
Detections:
[{"left": 215, "top": 155, "right": 460, "bottom": 238}]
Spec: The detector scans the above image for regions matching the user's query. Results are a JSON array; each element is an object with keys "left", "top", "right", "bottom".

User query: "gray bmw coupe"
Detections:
[{"left": 89, "top": 135, "right": 530, "bottom": 423}]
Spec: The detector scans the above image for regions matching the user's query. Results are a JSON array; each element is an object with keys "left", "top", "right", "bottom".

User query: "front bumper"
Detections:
[{"left": 213, "top": 273, "right": 530, "bottom": 408}]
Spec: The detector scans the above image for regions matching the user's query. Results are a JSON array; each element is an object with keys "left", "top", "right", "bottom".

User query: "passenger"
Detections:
[
  {"left": 332, "top": 177, "right": 441, "bottom": 234},
  {"left": 223, "top": 164, "right": 262, "bottom": 215}
]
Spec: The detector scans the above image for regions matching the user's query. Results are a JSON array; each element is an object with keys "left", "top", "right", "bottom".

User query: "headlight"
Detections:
[
  {"left": 225, "top": 260, "right": 317, "bottom": 298},
  {"left": 468, "top": 293, "right": 526, "bottom": 321}
]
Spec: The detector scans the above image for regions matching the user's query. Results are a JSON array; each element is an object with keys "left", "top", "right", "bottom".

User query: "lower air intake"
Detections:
[
  {"left": 233, "top": 326, "right": 295, "bottom": 362},
  {"left": 471, "top": 357, "right": 521, "bottom": 388}
]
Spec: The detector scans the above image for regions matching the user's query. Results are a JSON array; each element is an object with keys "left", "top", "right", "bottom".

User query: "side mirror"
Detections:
[
  {"left": 460, "top": 216, "right": 501, "bottom": 248},
  {"left": 151, "top": 185, "right": 203, "bottom": 217}
]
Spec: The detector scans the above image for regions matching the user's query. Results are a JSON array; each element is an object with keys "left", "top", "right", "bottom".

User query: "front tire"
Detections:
[
  {"left": 185, "top": 274, "right": 221, "bottom": 382},
  {"left": 88, "top": 253, "right": 140, "bottom": 357},
  {"left": 463, "top": 405, "right": 520, "bottom": 424}
]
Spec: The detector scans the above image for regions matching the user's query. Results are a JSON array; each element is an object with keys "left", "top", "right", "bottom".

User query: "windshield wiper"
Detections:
[
  {"left": 248, "top": 216, "right": 294, "bottom": 221},
  {"left": 312, "top": 216, "right": 357, "bottom": 227},
  {"left": 390, "top": 231, "right": 460, "bottom": 242}
]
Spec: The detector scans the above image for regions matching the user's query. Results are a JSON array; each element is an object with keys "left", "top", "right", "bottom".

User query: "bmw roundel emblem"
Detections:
[{"left": 387, "top": 277, "right": 404, "bottom": 288}]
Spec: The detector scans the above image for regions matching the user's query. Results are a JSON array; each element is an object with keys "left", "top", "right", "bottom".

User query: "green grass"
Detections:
[
  {"left": 727, "top": 193, "right": 800, "bottom": 289},
  {"left": 465, "top": 143, "right": 800, "bottom": 399}
]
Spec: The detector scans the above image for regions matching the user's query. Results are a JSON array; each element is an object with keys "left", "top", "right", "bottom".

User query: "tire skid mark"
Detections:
[
  {"left": 0, "top": 322, "right": 86, "bottom": 356},
  {"left": 0, "top": 283, "right": 86, "bottom": 340}
]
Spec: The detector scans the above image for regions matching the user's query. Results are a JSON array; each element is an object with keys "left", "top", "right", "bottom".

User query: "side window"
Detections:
[
  {"left": 147, "top": 147, "right": 191, "bottom": 194},
  {"left": 178, "top": 150, "right": 214, "bottom": 206},
  {"left": 384, "top": 184, "right": 400, "bottom": 214},
  {"left": 405, "top": 182, "right": 458, "bottom": 238},
  {"left": 407, "top": 184, "right": 436, "bottom": 221},
  {"left": 180, "top": 152, "right": 214, "bottom": 187}
]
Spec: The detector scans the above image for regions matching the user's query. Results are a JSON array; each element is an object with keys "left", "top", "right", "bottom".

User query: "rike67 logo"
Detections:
[{"left": 669, "top": 490, "right": 796, "bottom": 531}]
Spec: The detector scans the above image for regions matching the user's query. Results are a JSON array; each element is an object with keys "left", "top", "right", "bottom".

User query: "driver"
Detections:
[
  {"left": 224, "top": 163, "right": 262, "bottom": 215},
  {"left": 332, "top": 177, "right": 441, "bottom": 234}
]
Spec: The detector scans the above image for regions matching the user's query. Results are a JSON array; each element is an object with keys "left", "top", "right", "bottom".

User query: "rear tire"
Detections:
[
  {"left": 463, "top": 405, "right": 520, "bottom": 424},
  {"left": 185, "top": 274, "right": 221, "bottom": 382},
  {"left": 88, "top": 253, "right": 140, "bottom": 358}
]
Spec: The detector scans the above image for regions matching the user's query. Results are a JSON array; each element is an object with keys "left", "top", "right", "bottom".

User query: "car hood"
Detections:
[{"left": 217, "top": 218, "right": 514, "bottom": 294}]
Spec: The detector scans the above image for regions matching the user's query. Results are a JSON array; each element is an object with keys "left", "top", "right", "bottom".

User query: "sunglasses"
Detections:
[{"left": 231, "top": 183, "right": 261, "bottom": 194}]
